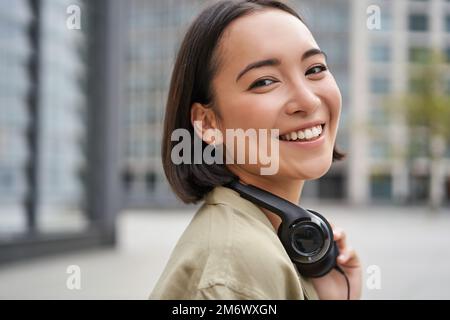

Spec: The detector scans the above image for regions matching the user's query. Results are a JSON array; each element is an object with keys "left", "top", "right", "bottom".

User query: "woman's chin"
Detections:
[{"left": 287, "top": 158, "right": 333, "bottom": 180}]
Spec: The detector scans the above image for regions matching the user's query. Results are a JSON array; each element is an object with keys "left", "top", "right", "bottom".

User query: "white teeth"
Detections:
[
  {"left": 279, "top": 124, "right": 323, "bottom": 141},
  {"left": 304, "top": 129, "right": 313, "bottom": 139},
  {"left": 290, "top": 131, "right": 297, "bottom": 140}
]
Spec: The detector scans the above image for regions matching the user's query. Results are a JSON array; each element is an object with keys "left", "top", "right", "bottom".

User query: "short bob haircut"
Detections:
[{"left": 162, "top": 0, "right": 345, "bottom": 204}]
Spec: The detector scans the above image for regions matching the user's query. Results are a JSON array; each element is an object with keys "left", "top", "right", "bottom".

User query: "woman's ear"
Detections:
[{"left": 190, "top": 102, "right": 222, "bottom": 145}]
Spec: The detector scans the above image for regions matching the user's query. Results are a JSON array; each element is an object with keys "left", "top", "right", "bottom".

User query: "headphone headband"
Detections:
[{"left": 225, "top": 179, "right": 310, "bottom": 224}]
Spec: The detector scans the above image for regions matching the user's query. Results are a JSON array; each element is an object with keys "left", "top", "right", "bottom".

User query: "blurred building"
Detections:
[
  {"left": 345, "top": 0, "right": 450, "bottom": 205},
  {"left": 123, "top": 0, "right": 450, "bottom": 208},
  {"left": 0, "top": 0, "right": 31, "bottom": 233},
  {"left": 0, "top": 0, "right": 124, "bottom": 263},
  {"left": 37, "top": 0, "right": 89, "bottom": 231}
]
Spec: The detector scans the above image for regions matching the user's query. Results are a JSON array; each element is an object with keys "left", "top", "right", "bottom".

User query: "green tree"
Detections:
[{"left": 386, "top": 49, "right": 450, "bottom": 210}]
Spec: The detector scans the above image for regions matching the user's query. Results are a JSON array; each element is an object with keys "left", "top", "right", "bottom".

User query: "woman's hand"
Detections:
[{"left": 310, "top": 225, "right": 362, "bottom": 300}]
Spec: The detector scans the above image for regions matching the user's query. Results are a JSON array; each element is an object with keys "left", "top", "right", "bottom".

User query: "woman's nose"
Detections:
[{"left": 284, "top": 83, "right": 321, "bottom": 115}]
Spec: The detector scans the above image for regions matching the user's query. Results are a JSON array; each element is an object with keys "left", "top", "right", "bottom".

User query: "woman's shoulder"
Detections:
[
  {"left": 150, "top": 189, "right": 309, "bottom": 299},
  {"left": 188, "top": 201, "right": 306, "bottom": 299}
]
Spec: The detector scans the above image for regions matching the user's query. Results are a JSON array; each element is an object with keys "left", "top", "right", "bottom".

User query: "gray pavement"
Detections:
[{"left": 0, "top": 204, "right": 449, "bottom": 299}]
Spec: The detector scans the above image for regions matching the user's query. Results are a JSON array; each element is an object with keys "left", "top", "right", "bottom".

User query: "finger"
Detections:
[
  {"left": 333, "top": 228, "right": 347, "bottom": 251},
  {"left": 333, "top": 227, "right": 345, "bottom": 240},
  {"left": 338, "top": 247, "right": 360, "bottom": 267}
]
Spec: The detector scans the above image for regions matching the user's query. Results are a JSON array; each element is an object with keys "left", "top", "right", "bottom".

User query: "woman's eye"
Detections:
[
  {"left": 305, "top": 65, "right": 328, "bottom": 76},
  {"left": 249, "top": 78, "right": 276, "bottom": 89}
]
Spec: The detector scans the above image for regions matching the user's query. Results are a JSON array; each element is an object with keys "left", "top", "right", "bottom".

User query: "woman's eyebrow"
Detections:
[{"left": 235, "top": 48, "right": 327, "bottom": 83}]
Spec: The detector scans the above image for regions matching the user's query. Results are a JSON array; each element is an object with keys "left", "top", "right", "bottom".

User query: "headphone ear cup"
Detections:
[
  {"left": 278, "top": 220, "right": 337, "bottom": 278},
  {"left": 295, "top": 240, "right": 339, "bottom": 278}
]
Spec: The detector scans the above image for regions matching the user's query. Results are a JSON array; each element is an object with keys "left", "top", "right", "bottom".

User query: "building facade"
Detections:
[
  {"left": 0, "top": 0, "right": 124, "bottom": 263},
  {"left": 347, "top": 0, "right": 450, "bottom": 205},
  {"left": 0, "top": 0, "right": 32, "bottom": 233}
]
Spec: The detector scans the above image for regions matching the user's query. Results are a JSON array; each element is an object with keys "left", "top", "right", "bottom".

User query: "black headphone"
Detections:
[{"left": 225, "top": 179, "right": 339, "bottom": 278}]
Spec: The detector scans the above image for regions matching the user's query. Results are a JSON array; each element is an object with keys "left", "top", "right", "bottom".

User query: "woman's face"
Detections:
[{"left": 212, "top": 9, "right": 342, "bottom": 181}]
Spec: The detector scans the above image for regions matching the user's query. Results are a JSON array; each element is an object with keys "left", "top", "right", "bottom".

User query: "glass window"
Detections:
[
  {"left": 369, "top": 106, "right": 388, "bottom": 126},
  {"left": 446, "top": 16, "right": 450, "bottom": 33},
  {"left": 318, "top": 174, "right": 345, "bottom": 199},
  {"left": 380, "top": 12, "right": 392, "bottom": 31},
  {"left": 370, "top": 136, "right": 390, "bottom": 158},
  {"left": 409, "top": 14, "right": 428, "bottom": 32},
  {"left": 370, "top": 77, "right": 391, "bottom": 94},
  {"left": 370, "top": 174, "right": 392, "bottom": 200},
  {"left": 146, "top": 171, "right": 157, "bottom": 192},
  {"left": 370, "top": 44, "right": 391, "bottom": 62},
  {"left": 410, "top": 175, "right": 429, "bottom": 202}
]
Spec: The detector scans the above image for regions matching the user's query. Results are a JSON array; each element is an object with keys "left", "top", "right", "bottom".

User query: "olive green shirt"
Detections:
[{"left": 149, "top": 185, "right": 319, "bottom": 300}]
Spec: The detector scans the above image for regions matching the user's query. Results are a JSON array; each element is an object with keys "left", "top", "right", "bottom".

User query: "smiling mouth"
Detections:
[{"left": 278, "top": 124, "right": 325, "bottom": 142}]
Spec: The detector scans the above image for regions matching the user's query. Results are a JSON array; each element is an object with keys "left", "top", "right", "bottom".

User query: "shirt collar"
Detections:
[{"left": 204, "top": 185, "right": 277, "bottom": 233}]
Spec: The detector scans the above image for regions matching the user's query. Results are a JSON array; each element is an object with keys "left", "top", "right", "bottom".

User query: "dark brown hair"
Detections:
[{"left": 162, "top": 0, "right": 345, "bottom": 204}]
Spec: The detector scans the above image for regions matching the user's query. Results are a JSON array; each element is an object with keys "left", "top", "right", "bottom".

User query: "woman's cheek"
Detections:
[
  {"left": 234, "top": 98, "right": 278, "bottom": 129},
  {"left": 328, "top": 78, "right": 342, "bottom": 120},
  {"left": 320, "top": 81, "right": 342, "bottom": 140}
]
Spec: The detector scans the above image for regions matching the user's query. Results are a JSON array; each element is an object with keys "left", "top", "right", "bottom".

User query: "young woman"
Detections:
[{"left": 150, "top": 0, "right": 362, "bottom": 300}]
